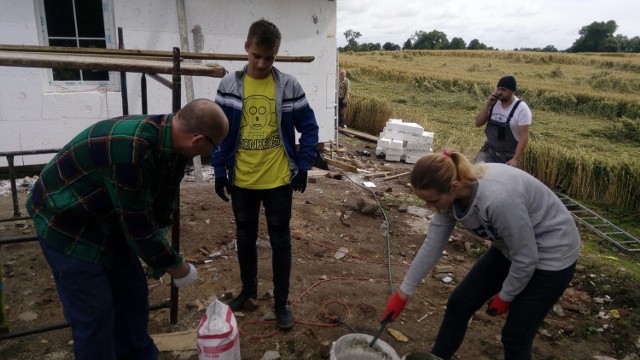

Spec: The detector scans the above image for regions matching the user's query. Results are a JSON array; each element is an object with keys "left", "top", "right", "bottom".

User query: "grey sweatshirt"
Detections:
[{"left": 399, "top": 163, "right": 580, "bottom": 302}]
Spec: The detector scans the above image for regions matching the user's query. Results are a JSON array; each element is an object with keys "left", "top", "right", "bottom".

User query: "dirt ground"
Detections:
[{"left": 0, "top": 132, "right": 639, "bottom": 360}]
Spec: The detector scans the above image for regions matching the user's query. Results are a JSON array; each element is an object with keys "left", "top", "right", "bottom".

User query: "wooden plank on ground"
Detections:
[
  {"left": 308, "top": 169, "right": 330, "bottom": 177},
  {"left": 364, "top": 172, "right": 389, "bottom": 180},
  {"left": 383, "top": 171, "right": 411, "bottom": 181},
  {"left": 150, "top": 330, "right": 196, "bottom": 351},
  {"left": 325, "top": 158, "right": 359, "bottom": 173},
  {"left": 338, "top": 128, "right": 379, "bottom": 143}
]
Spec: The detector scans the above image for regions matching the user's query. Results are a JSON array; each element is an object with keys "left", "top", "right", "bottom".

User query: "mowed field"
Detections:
[
  {"left": 340, "top": 50, "right": 640, "bottom": 159},
  {"left": 339, "top": 49, "right": 640, "bottom": 237}
]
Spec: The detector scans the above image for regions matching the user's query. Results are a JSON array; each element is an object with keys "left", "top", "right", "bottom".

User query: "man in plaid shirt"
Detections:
[{"left": 26, "top": 98, "right": 228, "bottom": 360}]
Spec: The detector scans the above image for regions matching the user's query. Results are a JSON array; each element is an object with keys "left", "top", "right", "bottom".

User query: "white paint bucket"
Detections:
[{"left": 330, "top": 333, "right": 401, "bottom": 360}]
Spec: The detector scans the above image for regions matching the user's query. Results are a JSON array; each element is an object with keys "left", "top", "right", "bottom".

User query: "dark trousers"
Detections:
[
  {"left": 431, "top": 246, "right": 576, "bottom": 360},
  {"left": 39, "top": 237, "right": 158, "bottom": 360},
  {"left": 338, "top": 97, "right": 346, "bottom": 127},
  {"left": 231, "top": 185, "right": 293, "bottom": 309}
]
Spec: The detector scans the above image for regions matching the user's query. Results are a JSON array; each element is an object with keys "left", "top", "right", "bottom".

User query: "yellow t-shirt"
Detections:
[{"left": 234, "top": 73, "right": 291, "bottom": 189}]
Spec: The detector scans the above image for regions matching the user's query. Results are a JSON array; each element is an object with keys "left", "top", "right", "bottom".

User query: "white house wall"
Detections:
[{"left": 0, "top": 0, "right": 337, "bottom": 166}]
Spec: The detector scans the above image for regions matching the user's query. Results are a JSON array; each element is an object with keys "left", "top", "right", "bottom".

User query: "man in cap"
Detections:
[{"left": 474, "top": 75, "right": 532, "bottom": 165}]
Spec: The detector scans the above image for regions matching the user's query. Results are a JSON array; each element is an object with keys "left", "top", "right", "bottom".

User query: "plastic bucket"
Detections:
[{"left": 330, "top": 333, "right": 401, "bottom": 360}]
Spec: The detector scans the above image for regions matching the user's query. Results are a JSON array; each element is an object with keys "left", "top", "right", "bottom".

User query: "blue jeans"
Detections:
[
  {"left": 231, "top": 185, "right": 292, "bottom": 309},
  {"left": 39, "top": 237, "right": 158, "bottom": 360},
  {"left": 431, "top": 246, "right": 576, "bottom": 360}
]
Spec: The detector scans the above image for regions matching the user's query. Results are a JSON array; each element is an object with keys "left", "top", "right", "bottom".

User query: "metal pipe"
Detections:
[
  {"left": 118, "top": 27, "right": 129, "bottom": 115},
  {"left": 0, "top": 216, "right": 31, "bottom": 224},
  {"left": 146, "top": 73, "right": 173, "bottom": 89},
  {"left": 0, "top": 300, "right": 172, "bottom": 341},
  {"left": 141, "top": 73, "right": 147, "bottom": 115},
  {"left": 0, "top": 235, "right": 37, "bottom": 245},
  {"left": 0, "top": 149, "right": 59, "bottom": 156},
  {"left": 169, "top": 47, "right": 182, "bottom": 325},
  {"left": 6, "top": 156, "right": 20, "bottom": 217}
]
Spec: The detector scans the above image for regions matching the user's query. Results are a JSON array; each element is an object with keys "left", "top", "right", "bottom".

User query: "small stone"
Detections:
[
  {"left": 260, "top": 311, "right": 276, "bottom": 321},
  {"left": 18, "top": 311, "right": 38, "bottom": 322},
  {"left": 361, "top": 203, "right": 378, "bottom": 215},
  {"left": 344, "top": 197, "right": 366, "bottom": 211},
  {"left": 407, "top": 205, "right": 429, "bottom": 217},
  {"left": 261, "top": 350, "right": 281, "bottom": 360}
]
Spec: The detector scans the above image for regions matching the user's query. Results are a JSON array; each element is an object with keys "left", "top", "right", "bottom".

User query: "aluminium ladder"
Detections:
[{"left": 556, "top": 192, "right": 640, "bottom": 253}]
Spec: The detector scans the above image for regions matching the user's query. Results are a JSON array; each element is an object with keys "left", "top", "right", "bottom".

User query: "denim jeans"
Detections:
[
  {"left": 231, "top": 185, "right": 292, "bottom": 309},
  {"left": 431, "top": 246, "right": 576, "bottom": 360},
  {"left": 39, "top": 237, "right": 158, "bottom": 360}
]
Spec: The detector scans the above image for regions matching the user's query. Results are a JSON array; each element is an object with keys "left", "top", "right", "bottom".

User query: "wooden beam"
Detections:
[
  {"left": 363, "top": 172, "right": 389, "bottom": 180},
  {"left": 325, "top": 158, "right": 359, "bottom": 173},
  {"left": 0, "top": 44, "right": 315, "bottom": 63},
  {"left": 0, "top": 51, "right": 226, "bottom": 78},
  {"left": 383, "top": 171, "right": 411, "bottom": 181},
  {"left": 338, "top": 127, "right": 379, "bottom": 143}
]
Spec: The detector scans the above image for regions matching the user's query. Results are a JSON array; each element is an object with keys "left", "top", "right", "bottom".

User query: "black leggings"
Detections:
[{"left": 431, "top": 246, "right": 576, "bottom": 360}]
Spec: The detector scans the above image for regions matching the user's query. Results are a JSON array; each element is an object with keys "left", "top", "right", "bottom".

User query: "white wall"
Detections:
[{"left": 0, "top": 0, "right": 337, "bottom": 166}]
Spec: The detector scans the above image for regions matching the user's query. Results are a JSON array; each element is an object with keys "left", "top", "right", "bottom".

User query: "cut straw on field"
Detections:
[{"left": 340, "top": 51, "right": 640, "bottom": 214}]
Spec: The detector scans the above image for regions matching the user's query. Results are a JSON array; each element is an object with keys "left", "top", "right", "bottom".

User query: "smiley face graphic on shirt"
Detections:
[{"left": 242, "top": 95, "right": 276, "bottom": 131}]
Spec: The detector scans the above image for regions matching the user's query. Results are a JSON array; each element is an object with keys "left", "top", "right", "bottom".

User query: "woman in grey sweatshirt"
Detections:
[{"left": 381, "top": 151, "right": 580, "bottom": 360}]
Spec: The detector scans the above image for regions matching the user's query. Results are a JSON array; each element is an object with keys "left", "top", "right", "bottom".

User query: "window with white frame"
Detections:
[{"left": 35, "top": 0, "right": 118, "bottom": 89}]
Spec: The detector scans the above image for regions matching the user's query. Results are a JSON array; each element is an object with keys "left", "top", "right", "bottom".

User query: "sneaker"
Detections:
[
  {"left": 275, "top": 305, "right": 294, "bottom": 329},
  {"left": 227, "top": 292, "right": 255, "bottom": 312}
]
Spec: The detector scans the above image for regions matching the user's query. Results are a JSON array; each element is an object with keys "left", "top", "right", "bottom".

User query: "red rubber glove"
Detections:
[
  {"left": 381, "top": 291, "right": 408, "bottom": 322},
  {"left": 486, "top": 294, "right": 511, "bottom": 316}
]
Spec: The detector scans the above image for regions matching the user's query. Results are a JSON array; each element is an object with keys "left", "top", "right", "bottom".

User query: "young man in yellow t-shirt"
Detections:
[{"left": 211, "top": 19, "right": 319, "bottom": 330}]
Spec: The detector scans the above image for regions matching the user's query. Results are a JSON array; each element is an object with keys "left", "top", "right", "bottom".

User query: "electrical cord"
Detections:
[{"left": 338, "top": 170, "right": 395, "bottom": 295}]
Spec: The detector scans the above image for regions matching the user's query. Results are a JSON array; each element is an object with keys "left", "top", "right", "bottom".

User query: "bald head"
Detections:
[{"left": 175, "top": 98, "right": 228, "bottom": 145}]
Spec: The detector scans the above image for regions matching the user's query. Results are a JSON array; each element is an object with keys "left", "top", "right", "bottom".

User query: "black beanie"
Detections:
[{"left": 497, "top": 75, "right": 517, "bottom": 91}]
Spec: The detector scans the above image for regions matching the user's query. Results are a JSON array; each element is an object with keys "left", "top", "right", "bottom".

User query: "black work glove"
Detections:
[
  {"left": 291, "top": 170, "right": 308, "bottom": 193},
  {"left": 215, "top": 176, "right": 231, "bottom": 202}
]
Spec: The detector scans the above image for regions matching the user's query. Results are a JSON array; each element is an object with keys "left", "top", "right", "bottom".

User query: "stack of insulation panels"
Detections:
[{"left": 375, "top": 119, "right": 434, "bottom": 164}]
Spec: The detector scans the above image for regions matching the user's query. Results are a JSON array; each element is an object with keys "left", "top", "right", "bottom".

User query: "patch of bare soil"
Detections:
[{"left": 0, "top": 133, "right": 639, "bottom": 360}]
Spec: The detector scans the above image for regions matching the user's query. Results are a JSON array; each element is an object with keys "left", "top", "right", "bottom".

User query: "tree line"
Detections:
[{"left": 340, "top": 20, "right": 640, "bottom": 53}]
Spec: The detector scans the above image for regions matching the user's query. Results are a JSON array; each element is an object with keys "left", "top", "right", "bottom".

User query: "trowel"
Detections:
[{"left": 369, "top": 313, "right": 393, "bottom": 347}]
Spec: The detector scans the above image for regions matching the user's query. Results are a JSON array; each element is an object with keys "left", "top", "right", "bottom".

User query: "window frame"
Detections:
[{"left": 34, "top": 0, "right": 120, "bottom": 92}]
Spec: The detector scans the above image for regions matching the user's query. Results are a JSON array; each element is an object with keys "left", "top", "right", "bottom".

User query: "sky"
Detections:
[{"left": 336, "top": 0, "right": 640, "bottom": 51}]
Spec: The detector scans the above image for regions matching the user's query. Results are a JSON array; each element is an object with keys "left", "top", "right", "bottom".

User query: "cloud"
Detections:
[{"left": 337, "top": 0, "right": 640, "bottom": 50}]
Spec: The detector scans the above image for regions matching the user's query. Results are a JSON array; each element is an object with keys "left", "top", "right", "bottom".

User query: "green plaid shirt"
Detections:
[{"left": 27, "top": 114, "right": 188, "bottom": 278}]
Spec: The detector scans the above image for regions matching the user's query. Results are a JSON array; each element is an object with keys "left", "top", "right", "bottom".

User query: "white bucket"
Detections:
[{"left": 330, "top": 333, "right": 401, "bottom": 360}]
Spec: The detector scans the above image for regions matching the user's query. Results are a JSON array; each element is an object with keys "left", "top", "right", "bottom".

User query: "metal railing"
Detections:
[{"left": 0, "top": 34, "right": 185, "bottom": 340}]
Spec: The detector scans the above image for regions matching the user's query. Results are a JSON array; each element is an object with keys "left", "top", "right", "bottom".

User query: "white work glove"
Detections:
[{"left": 172, "top": 263, "right": 198, "bottom": 288}]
